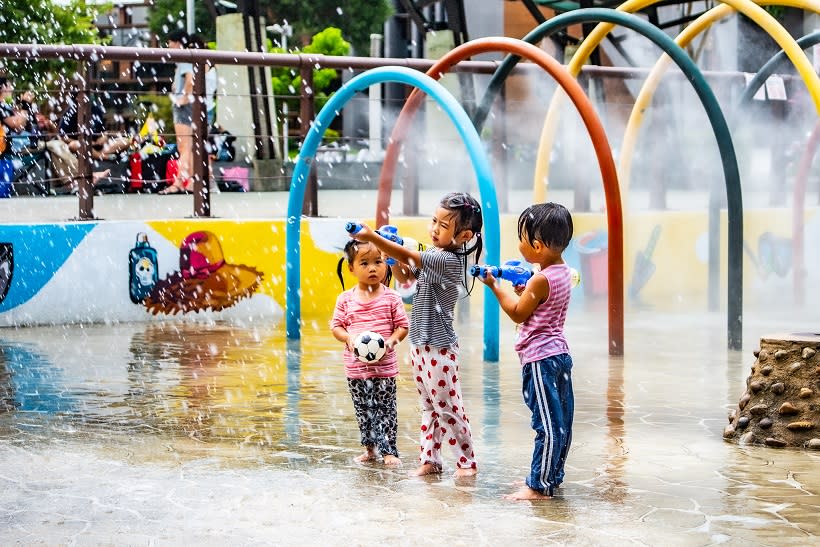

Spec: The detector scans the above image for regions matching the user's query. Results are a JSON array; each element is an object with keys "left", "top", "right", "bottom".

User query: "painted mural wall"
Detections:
[{"left": 0, "top": 207, "right": 815, "bottom": 328}]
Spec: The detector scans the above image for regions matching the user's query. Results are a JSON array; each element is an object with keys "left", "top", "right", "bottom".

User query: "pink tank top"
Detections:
[{"left": 513, "top": 264, "right": 571, "bottom": 364}]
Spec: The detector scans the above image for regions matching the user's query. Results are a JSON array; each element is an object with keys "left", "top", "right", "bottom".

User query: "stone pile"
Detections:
[{"left": 724, "top": 333, "right": 820, "bottom": 448}]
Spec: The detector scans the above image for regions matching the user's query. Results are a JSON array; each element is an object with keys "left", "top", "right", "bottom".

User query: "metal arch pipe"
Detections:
[
  {"left": 535, "top": 0, "right": 820, "bottom": 201},
  {"left": 737, "top": 31, "right": 820, "bottom": 305},
  {"left": 619, "top": 1, "right": 820, "bottom": 202},
  {"left": 285, "top": 66, "right": 502, "bottom": 361},
  {"left": 474, "top": 8, "right": 744, "bottom": 350},
  {"left": 623, "top": 26, "right": 820, "bottom": 312},
  {"left": 374, "top": 36, "right": 624, "bottom": 355},
  {"left": 736, "top": 29, "right": 820, "bottom": 109}
]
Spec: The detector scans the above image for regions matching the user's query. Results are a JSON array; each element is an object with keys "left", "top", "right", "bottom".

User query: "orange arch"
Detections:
[{"left": 375, "top": 36, "right": 626, "bottom": 355}]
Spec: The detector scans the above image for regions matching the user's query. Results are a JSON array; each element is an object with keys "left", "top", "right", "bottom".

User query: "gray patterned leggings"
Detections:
[{"left": 347, "top": 377, "right": 399, "bottom": 457}]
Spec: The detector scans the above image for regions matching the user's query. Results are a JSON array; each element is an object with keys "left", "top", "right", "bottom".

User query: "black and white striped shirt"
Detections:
[{"left": 409, "top": 249, "right": 464, "bottom": 348}]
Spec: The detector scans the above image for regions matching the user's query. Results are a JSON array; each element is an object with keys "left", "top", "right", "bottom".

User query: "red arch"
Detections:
[{"left": 375, "top": 36, "right": 625, "bottom": 355}]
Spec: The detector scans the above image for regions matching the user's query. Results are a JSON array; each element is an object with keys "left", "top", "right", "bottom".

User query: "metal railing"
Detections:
[{"left": 0, "top": 43, "right": 805, "bottom": 220}]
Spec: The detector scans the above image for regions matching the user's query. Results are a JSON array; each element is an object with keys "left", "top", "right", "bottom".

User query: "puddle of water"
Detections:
[{"left": 0, "top": 310, "right": 819, "bottom": 544}]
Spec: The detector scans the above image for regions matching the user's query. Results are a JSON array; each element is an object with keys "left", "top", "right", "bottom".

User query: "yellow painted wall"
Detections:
[{"left": 138, "top": 205, "right": 814, "bottom": 325}]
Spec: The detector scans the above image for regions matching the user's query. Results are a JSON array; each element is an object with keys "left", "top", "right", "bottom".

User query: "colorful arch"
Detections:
[
  {"left": 616, "top": 3, "right": 820, "bottom": 327},
  {"left": 285, "top": 66, "right": 502, "bottom": 361},
  {"left": 619, "top": 0, "right": 820, "bottom": 201},
  {"left": 738, "top": 29, "right": 820, "bottom": 108},
  {"left": 734, "top": 31, "right": 820, "bottom": 305},
  {"left": 538, "top": 0, "right": 820, "bottom": 200},
  {"left": 491, "top": 8, "right": 741, "bottom": 349},
  {"left": 374, "top": 37, "right": 624, "bottom": 355}
]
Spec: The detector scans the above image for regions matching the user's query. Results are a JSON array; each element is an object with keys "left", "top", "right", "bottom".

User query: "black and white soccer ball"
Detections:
[{"left": 353, "top": 330, "right": 387, "bottom": 364}]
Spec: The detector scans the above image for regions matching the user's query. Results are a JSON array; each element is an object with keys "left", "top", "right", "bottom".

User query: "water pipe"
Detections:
[
  {"left": 736, "top": 30, "right": 820, "bottom": 306},
  {"left": 471, "top": 8, "right": 743, "bottom": 350},
  {"left": 285, "top": 66, "right": 501, "bottom": 361},
  {"left": 617, "top": 3, "right": 820, "bottom": 317},
  {"left": 374, "top": 36, "right": 624, "bottom": 355}
]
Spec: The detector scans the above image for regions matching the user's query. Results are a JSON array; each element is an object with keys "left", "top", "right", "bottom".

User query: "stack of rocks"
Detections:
[{"left": 724, "top": 333, "right": 820, "bottom": 448}]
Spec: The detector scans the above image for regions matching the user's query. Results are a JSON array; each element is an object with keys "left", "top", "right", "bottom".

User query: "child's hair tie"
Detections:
[{"left": 460, "top": 201, "right": 480, "bottom": 214}]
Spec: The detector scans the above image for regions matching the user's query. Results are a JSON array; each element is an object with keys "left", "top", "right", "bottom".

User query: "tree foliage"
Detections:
[
  {"left": 265, "top": 0, "right": 391, "bottom": 55},
  {"left": 270, "top": 27, "right": 350, "bottom": 100},
  {"left": 146, "top": 0, "right": 391, "bottom": 55},
  {"left": 146, "top": 0, "right": 215, "bottom": 42},
  {"left": 0, "top": 0, "right": 105, "bottom": 88}
]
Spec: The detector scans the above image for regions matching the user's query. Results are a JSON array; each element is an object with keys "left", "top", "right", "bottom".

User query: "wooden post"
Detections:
[
  {"left": 76, "top": 64, "right": 95, "bottom": 220},
  {"left": 191, "top": 61, "right": 210, "bottom": 217}
]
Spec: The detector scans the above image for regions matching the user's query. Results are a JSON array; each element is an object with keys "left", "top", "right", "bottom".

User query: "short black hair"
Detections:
[
  {"left": 188, "top": 33, "right": 207, "bottom": 50},
  {"left": 517, "top": 202, "right": 573, "bottom": 251},
  {"left": 166, "top": 29, "right": 190, "bottom": 46}
]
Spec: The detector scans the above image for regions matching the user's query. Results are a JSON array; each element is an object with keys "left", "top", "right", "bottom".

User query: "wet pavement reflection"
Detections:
[{"left": 1, "top": 310, "right": 819, "bottom": 544}]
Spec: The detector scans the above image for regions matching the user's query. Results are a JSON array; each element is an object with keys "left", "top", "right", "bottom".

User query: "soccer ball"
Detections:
[{"left": 353, "top": 330, "right": 387, "bottom": 364}]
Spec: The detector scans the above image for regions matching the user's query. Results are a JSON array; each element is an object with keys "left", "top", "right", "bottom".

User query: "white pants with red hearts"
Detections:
[{"left": 410, "top": 343, "right": 477, "bottom": 470}]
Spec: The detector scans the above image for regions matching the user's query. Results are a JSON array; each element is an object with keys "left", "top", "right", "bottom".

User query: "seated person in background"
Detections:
[
  {"left": 20, "top": 90, "right": 58, "bottom": 139},
  {"left": 0, "top": 76, "right": 33, "bottom": 154},
  {"left": 57, "top": 86, "right": 130, "bottom": 161}
]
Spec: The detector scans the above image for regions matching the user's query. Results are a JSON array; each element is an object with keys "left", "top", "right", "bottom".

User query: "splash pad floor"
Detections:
[{"left": 0, "top": 307, "right": 818, "bottom": 544}]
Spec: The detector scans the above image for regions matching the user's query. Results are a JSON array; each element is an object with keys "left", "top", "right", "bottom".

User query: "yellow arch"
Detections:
[
  {"left": 619, "top": 0, "right": 820, "bottom": 204},
  {"left": 533, "top": 0, "right": 820, "bottom": 203}
]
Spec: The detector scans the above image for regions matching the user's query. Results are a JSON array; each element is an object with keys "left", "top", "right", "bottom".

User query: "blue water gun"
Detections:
[
  {"left": 345, "top": 222, "right": 404, "bottom": 265},
  {"left": 470, "top": 259, "right": 533, "bottom": 286}
]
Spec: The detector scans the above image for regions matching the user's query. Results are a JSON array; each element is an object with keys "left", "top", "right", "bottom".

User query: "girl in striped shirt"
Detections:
[
  {"left": 478, "top": 202, "right": 574, "bottom": 500},
  {"left": 331, "top": 239, "right": 409, "bottom": 466},
  {"left": 352, "top": 192, "right": 484, "bottom": 478}
]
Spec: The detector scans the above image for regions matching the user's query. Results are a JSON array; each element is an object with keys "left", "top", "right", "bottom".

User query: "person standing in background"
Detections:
[
  {"left": 188, "top": 33, "right": 217, "bottom": 126},
  {"left": 160, "top": 29, "right": 193, "bottom": 194}
]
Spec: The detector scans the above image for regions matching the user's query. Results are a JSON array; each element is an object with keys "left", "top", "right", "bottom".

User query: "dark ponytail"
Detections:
[{"left": 439, "top": 192, "right": 484, "bottom": 295}]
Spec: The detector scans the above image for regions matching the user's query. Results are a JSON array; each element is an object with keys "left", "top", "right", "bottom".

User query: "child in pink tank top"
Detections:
[{"left": 479, "top": 202, "right": 574, "bottom": 500}]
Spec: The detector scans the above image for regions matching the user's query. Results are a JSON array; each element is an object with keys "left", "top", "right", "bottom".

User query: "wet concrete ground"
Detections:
[{"left": 0, "top": 306, "right": 818, "bottom": 545}]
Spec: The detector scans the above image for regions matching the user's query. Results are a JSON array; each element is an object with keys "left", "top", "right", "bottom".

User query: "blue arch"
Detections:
[{"left": 285, "top": 66, "right": 501, "bottom": 361}]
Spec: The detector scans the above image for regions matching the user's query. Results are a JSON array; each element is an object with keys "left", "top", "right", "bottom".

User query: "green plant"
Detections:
[
  {"left": 0, "top": 0, "right": 107, "bottom": 89},
  {"left": 270, "top": 27, "right": 350, "bottom": 152},
  {"left": 764, "top": 5, "right": 786, "bottom": 19}
]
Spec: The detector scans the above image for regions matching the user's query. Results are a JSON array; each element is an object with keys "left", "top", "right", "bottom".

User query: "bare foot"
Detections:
[
  {"left": 454, "top": 467, "right": 478, "bottom": 478},
  {"left": 354, "top": 448, "right": 377, "bottom": 463},
  {"left": 383, "top": 455, "right": 402, "bottom": 467},
  {"left": 408, "top": 463, "right": 442, "bottom": 476},
  {"left": 504, "top": 486, "right": 552, "bottom": 501}
]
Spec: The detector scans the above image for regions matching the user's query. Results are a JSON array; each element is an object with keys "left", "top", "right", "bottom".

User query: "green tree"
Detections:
[
  {"left": 270, "top": 27, "right": 351, "bottom": 154},
  {"left": 270, "top": 27, "right": 350, "bottom": 107},
  {"left": 265, "top": 0, "right": 391, "bottom": 55},
  {"left": 146, "top": 1, "right": 391, "bottom": 56},
  {"left": 147, "top": 0, "right": 215, "bottom": 42},
  {"left": 0, "top": 0, "right": 106, "bottom": 88}
]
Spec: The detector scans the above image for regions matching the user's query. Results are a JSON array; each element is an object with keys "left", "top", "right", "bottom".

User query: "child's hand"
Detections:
[
  {"left": 385, "top": 338, "right": 397, "bottom": 350},
  {"left": 353, "top": 223, "right": 375, "bottom": 240},
  {"left": 344, "top": 335, "right": 353, "bottom": 352},
  {"left": 513, "top": 283, "right": 526, "bottom": 296},
  {"left": 477, "top": 271, "right": 497, "bottom": 287}
]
